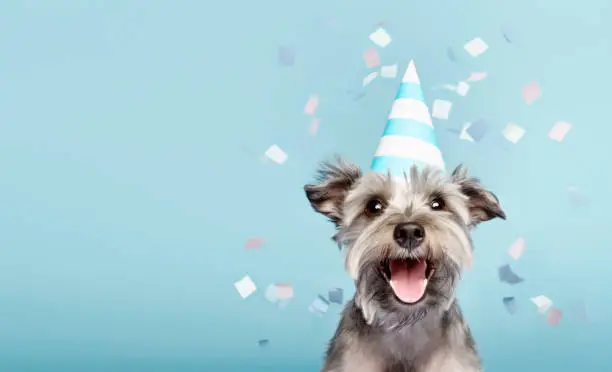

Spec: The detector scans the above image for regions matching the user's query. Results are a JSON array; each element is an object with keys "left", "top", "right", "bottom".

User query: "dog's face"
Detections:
[{"left": 304, "top": 159, "right": 505, "bottom": 327}]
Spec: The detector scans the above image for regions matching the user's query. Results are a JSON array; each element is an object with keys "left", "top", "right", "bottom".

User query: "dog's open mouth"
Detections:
[{"left": 380, "top": 259, "right": 435, "bottom": 304}]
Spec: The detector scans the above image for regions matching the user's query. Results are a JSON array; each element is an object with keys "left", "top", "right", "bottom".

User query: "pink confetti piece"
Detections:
[
  {"left": 465, "top": 72, "right": 488, "bottom": 82},
  {"left": 309, "top": 118, "right": 320, "bottom": 136},
  {"left": 548, "top": 121, "right": 572, "bottom": 142},
  {"left": 363, "top": 48, "right": 381, "bottom": 68},
  {"left": 244, "top": 237, "right": 265, "bottom": 249},
  {"left": 304, "top": 95, "right": 319, "bottom": 115},
  {"left": 507, "top": 237, "right": 526, "bottom": 260},
  {"left": 275, "top": 284, "right": 294, "bottom": 299},
  {"left": 547, "top": 307, "right": 563, "bottom": 326},
  {"left": 522, "top": 81, "right": 542, "bottom": 104}
]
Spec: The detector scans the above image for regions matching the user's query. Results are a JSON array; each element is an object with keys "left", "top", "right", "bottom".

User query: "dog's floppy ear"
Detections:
[
  {"left": 451, "top": 165, "right": 506, "bottom": 226},
  {"left": 304, "top": 158, "right": 362, "bottom": 225}
]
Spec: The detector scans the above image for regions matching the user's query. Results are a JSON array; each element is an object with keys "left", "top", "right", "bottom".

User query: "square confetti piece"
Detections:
[
  {"left": 466, "top": 119, "right": 489, "bottom": 141},
  {"left": 276, "top": 284, "right": 294, "bottom": 300},
  {"left": 456, "top": 82, "right": 470, "bottom": 96},
  {"left": 309, "top": 118, "right": 320, "bottom": 137},
  {"left": 465, "top": 72, "right": 488, "bottom": 82},
  {"left": 304, "top": 95, "right": 319, "bottom": 115},
  {"left": 498, "top": 264, "right": 524, "bottom": 284},
  {"left": 234, "top": 275, "right": 257, "bottom": 299},
  {"left": 265, "top": 284, "right": 278, "bottom": 303},
  {"left": 507, "top": 237, "right": 526, "bottom": 260},
  {"left": 363, "top": 71, "right": 378, "bottom": 87},
  {"left": 258, "top": 339, "right": 270, "bottom": 347},
  {"left": 446, "top": 47, "right": 457, "bottom": 62},
  {"left": 244, "top": 237, "right": 264, "bottom": 249},
  {"left": 278, "top": 46, "right": 294, "bottom": 66},
  {"left": 369, "top": 28, "right": 391, "bottom": 47},
  {"left": 464, "top": 37, "right": 489, "bottom": 57},
  {"left": 264, "top": 145, "right": 288, "bottom": 164},
  {"left": 503, "top": 297, "right": 518, "bottom": 314},
  {"left": 523, "top": 81, "right": 541, "bottom": 104},
  {"left": 503, "top": 123, "right": 526, "bottom": 144},
  {"left": 531, "top": 295, "right": 553, "bottom": 313},
  {"left": 547, "top": 308, "right": 563, "bottom": 326},
  {"left": 549, "top": 121, "right": 572, "bottom": 142},
  {"left": 328, "top": 288, "right": 344, "bottom": 304},
  {"left": 460, "top": 123, "right": 475, "bottom": 142},
  {"left": 363, "top": 48, "right": 381, "bottom": 68},
  {"left": 380, "top": 64, "right": 398, "bottom": 78},
  {"left": 432, "top": 99, "right": 452, "bottom": 119},
  {"left": 309, "top": 295, "right": 330, "bottom": 316}
]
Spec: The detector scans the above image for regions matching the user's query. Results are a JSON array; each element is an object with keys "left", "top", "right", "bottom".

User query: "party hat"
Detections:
[{"left": 370, "top": 60, "right": 445, "bottom": 178}]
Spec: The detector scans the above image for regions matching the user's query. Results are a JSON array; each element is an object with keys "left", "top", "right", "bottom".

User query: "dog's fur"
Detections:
[{"left": 304, "top": 158, "right": 505, "bottom": 372}]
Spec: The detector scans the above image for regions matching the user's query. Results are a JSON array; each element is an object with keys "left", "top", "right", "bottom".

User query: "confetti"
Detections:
[
  {"left": 309, "top": 295, "right": 330, "bottom": 316},
  {"left": 264, "top": 145, "right": 288, "bottom": 165},
  {"left": 567, "top": 186, "right": 588, "bottom": 205},
  {"left": 464, "top": 37, "right": 489, "bottom": 57},
  {"left": 363, "top": 71, "right": 378, "bottom": 87},
  {"left": 439, "top": 84, "right": 458, "bottom": 92},
  {"left": 502, "top": 123, "right": 526, "bottom": 144},
  {"left": 304, "top": 95, "right": 319, "bottom": 115},
  {"left": 276, "top": 284, "right": 294, "bottom": 300},
  {"left": 446, "top": 47, "right": 457, "bottom": 62},
  {"left": 258, "top": 339, "right": 270, "bottom": 347},
  {"left": 466, "top": 119, "right": 489, "bottom": 142},
  {"left": 278, "top": 46, "right": 294, "bottom": 66},
  {"left": 234, "top": 275, "right": 257, "bottom": 299},
  {"left": 265, "top": 284, "right": 279, "bottom": 303},
  {"left": 363, "top": 48, "right": 381, "bottom": 68},
  {"left": 459, "top": 123, "right": 475, "bottom": 142},
  {"left": 507, "top": 237, "right": 526, "bottom": 260},
  {"left": 531, "top": 295, "right": 553, "bottom": 314},
  {"left": 548, "top": 121, "right": 572, "bottom": 142},
  {"left": 503, "top": 297, "right": 518, "bottom": 314},
  {"left": 432, "top": 99, "right": 452, "bottom": 120},
  {"left": 498, "top": 264, "right": 524, "bottom": 285},
  {"left": 309, "top": 118, "right": 320, "bottom": 136},
  {"left": 522, "top": 81, "right": 541, "bottom": 104},
  {"left": 380, "top": 64, "right": 398, "bottom": 78},
  {"left": 547, "top": 307, "right": 563, "bottom": 326},
  {"left": 465, "top": 72, "right": 488, "bottom": 82},
  {"left": 369, "top": 28, "right": 392, "bottom": 48},
  {"left": 456, "top": 82, "right": 470, "bottom": 96},
  {"left": 328, "top": 288, "right": 344, "bottom": 305},
  {"left": 244, "top": 237, "right": 265, "bottom": 249},
  {"left": 571, "top": 302, "right": 590, "bottom": 322}
]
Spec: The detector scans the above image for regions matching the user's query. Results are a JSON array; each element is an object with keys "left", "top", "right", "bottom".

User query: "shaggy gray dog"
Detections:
[{"left": 304, "top": 158, "right": 505, "bottom": 372}]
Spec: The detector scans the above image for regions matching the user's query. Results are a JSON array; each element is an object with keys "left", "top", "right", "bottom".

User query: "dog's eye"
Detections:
[
  {"left": 365, "top": 199, "right": 386, "bottom": 217},
  {"left": 430, "top": 198, "right": 445, "bottom": 211}
]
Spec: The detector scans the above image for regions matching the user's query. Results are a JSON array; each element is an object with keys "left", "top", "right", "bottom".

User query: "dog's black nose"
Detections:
[{"left": 393, "top": 223, "right": 425, "bottom": 249}]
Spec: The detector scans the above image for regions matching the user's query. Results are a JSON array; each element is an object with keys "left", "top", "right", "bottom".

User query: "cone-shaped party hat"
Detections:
[{"left": 370, "top": 60, "right": 445, "bottom": 178}]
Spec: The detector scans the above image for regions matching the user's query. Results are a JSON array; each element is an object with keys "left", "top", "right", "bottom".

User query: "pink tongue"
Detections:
[{"left": 389, "top": 260, "right": 428, "bottom": 303}]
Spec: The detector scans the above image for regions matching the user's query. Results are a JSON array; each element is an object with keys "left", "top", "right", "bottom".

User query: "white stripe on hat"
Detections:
[
  {"left": 402, "top": 60, "right": 421, "bottom": 83},
  {"left": 388, "top": 98, "right": 433, "bottom": 125},
  {"left": 373, "top": 135, "right": 445, "bottom": 169}
]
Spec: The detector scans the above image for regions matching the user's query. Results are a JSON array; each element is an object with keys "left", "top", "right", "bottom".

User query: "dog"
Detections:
[{"left": 304, "top": 158, "right": 505, "bottom": 372}]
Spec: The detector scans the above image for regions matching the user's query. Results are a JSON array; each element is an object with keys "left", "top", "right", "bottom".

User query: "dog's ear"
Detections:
[
  {"left": 451, "top": 165, "right": 506, "bottom": 226},
  {"left": 304, "top": 158, "right": 362, "bottom": 225}
]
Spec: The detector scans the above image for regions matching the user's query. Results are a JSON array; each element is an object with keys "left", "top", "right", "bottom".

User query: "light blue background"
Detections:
[{"left": 0, "top": 0, "right": 610, "bottom": 371}]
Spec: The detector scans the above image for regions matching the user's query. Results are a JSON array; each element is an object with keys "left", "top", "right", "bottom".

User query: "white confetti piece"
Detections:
[
  {"left": 380, "top": 64, "right": 398, "bottom": 78},
  {"left": 456, "top": 82, "right": 470, "bottom": 96},
  {"left": 549, "top": 121, "right": 572, "bottom": 142},
  {"left": 369, "top": 28, "right": 392, "bottom": 47},
  {"left": 531, "top": 295, "right": 553, "bottom": 314},
  {"left": 465, "top": 72, "right": 488, "bottom": 82},
  {"left": 440, "top": 84, "right": 458, "bottom": 91},
  {"left": 464, "top": 37, "right": 489, "bottom": 57},
  {"left": 309, "top": 295, "right": 330, "bottom": 316},
  {"left": 363, "top": 71, "right": 378, "bottom": 87},
  {"left": 507, "top": 237, "right": 526, "bottom": 260},
  {"left": 502, "top": 123, "right": 526, "bottom": 144},
  {"left": 264, "top": 144, "right": 288, "bottom": 164},
  {"left": 234, "top": 275, "right": 257, "bottom": 299},
  {"left": 265, "top": 284, "right": 278, "bottom": 303},
  {"left": 432, "top": 99, "right": 452, "bottom": 120},
  {"left": 460, "top": 123, "right": 475, "bottom": 142}
]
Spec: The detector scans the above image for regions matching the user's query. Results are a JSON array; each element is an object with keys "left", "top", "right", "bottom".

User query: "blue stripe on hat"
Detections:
[
  {"left": 370, "top": 156, "right": 427, "bottom": 177},
  {"left": 382, "top": 118, "right": 438, "bottom": 146},
  {"left": 395, "top": 82, "right": 424, "bottom": 101}
]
